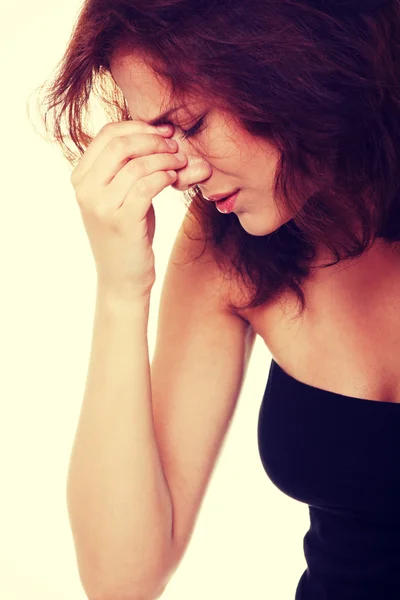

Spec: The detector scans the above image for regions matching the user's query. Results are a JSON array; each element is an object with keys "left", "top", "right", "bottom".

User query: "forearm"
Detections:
[{"left": 66, "top": 289, "right": 173, "bottom": 600}]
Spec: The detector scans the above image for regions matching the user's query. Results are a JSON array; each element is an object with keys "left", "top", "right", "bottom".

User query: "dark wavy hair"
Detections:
[{"left": 30, "top": 0, "right": 400, "bottom": 320}]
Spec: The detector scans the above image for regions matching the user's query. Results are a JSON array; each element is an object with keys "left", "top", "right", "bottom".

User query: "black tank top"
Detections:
[{"left": 258, "top": 358, "right": 400, "bottom": 599}]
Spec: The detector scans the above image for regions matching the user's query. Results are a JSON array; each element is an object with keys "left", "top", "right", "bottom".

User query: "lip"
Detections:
[{"left": 203, "top": 189, "right": 240, "bottom": 202}]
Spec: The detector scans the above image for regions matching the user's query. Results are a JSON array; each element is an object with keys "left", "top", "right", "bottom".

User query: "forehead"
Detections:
[
  {"left": 110, "top": 51, "right": 172, "bottom": 114},
  {"left": 109, "top": 50, "right": 208, "bottom": 124}
]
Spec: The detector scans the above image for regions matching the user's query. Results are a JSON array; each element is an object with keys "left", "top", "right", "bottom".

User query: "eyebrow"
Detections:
[{"left": 146, "top": 107, "right": 181, "bottom": 127}]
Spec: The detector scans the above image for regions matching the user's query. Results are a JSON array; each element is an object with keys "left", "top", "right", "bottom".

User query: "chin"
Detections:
[
  {"left": 236, "top": 213, "right": 285, "bottom": 237},
  {"left": 237, "top": 220, "right": 275, "bottom": 237}
]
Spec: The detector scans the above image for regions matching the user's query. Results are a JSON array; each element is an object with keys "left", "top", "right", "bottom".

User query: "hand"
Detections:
[{"left": 70, "top": 120, "right": 187, "bottom": 299}]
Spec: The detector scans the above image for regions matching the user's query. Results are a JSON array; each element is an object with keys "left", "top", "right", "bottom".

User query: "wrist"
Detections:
[{"left": 96, "top": 283, "right": 152, "bottom": 313}]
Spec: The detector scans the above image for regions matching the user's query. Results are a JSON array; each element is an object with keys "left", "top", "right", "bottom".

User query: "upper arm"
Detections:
[{"left": 150, "top": 211, "right": 256, "bottom": 589}]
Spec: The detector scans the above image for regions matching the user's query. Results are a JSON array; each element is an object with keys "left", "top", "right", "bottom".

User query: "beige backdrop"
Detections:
[{"left": 1, "top": 1, "right": 308, "bottom": 598}]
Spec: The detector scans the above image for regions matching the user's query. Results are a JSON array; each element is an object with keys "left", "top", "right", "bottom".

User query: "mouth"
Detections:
[{"left": 204, "top": 189, "right": 240, "bottom": 202}]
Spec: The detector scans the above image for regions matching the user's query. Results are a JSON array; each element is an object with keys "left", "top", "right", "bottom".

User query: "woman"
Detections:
[{"left": 34, "top": 0, "right": 400, "bottom": 598}]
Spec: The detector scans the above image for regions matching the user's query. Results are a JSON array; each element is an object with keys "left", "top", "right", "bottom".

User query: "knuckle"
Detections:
[
  {"left": 93, "top": 204, "right": 108, "bottom": 221},
  {"left": 127, "top": 157, "right": 145, "bottom": 177},
  {"left": 135, "top": 176, "right": 146, "bottom": 192},
  {"left": 108, "top": 135, "right": 127, "bottom": 153},
  {"left": 152, "top": 133, "right": 168, "bottom": 148},
  {"left": 101, "top": 122, "right": 115, "bottom": 136},
  {"left": 75, "top": 191, "right": 89, "bottom": 207},
  {"left": 160, "top": 153, "right": 174, "bottom": 167},
  {"left": 75, "top": 183, "right": 92, "bottom": 207},
  {"left": 163, "top": 136, "right": 176, "bottom": 149}
]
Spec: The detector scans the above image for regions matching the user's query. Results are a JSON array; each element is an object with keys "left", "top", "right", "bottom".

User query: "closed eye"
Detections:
[{"left": 181, "top": 115, "right": 206, "bottom": 139}]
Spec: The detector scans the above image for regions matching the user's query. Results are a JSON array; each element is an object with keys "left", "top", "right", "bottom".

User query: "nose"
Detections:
[{"left": 167, "top": 129, "right": 212, "bottom": 192}]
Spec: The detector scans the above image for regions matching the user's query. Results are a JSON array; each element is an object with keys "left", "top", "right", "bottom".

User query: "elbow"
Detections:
[
  {"left": 89, "top": 594, "right": 164, "bottom": 600},
  {"left": 87, "top": 575, "right": 168, "bottom": 600},
  {"left": 89, "top": 589, "right": 164, "bottom": 600},
  {"left": 83, "top": 542, "right": 173, "bottom": 600}
]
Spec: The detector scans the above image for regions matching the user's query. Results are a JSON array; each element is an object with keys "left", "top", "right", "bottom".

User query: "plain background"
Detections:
[{"left": 2, "top": 1, "right": 309, "bottom": 598}]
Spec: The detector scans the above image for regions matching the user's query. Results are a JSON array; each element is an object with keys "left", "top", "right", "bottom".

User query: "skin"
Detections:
[
  {"left": 109, "top": 49, "right": 399, "bottom": 280},
  {"left": 110, "top": 49, "right": 294, "bottom": 237},
  {"left": 109, "top": 50, "right": 400, "bottom": 410}
]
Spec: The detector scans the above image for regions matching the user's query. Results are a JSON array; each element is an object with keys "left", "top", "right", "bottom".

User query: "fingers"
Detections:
[
  {"left": 70, "top": 120, "right": 172, "bottom": 188},
  {"left": 107, "top": 151, "right": 186, "bottom": 206},
  {"left": 88, "top": 132, "right": 178, "bottom": 188}
]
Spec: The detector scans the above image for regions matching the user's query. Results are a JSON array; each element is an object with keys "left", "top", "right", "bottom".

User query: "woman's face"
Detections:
[{"left": 110, "top": 50, "right": 296, "bottom": 236}]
